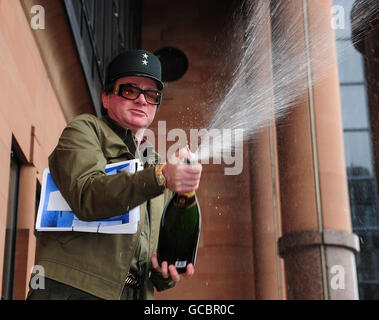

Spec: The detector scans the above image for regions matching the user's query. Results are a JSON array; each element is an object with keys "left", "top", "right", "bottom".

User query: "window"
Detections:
[
  {"left": 1, "top": 151, "right": 21, "bottom": 300},
  {"left": 64, "top": 0, "right": 142, "bottom": 116},
  {"left": 334, "top": 0, "right": 379, "bottom": 300},
  {"left": 34, "top": 181, "right": 41, "bottom": 239}
]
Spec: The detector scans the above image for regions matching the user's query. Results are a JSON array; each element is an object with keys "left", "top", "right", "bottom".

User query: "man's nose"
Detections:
[{"left": 135, "top": 92, "right": 148, "bottom": 105}]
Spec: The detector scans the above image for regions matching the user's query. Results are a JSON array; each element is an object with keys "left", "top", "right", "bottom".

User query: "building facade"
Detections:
[{"left": 0, "top": 0, "right": 377, "bottom": 300}]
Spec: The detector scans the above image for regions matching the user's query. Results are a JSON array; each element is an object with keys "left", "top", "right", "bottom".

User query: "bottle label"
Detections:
[{"left": 175, "top": 260, "right": 187, "bottom": 268}]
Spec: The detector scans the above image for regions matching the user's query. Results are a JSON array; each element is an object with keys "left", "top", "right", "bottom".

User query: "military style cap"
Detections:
[{"left": 105, "top": 49, "right": 164, "bottom": 90}]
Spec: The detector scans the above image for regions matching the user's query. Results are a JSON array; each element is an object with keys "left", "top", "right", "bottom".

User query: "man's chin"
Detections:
[{"left": 126, "top": 120, "right": 150, "bottom": 133}]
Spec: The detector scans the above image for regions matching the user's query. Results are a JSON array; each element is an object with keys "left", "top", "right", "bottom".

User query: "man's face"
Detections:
[{"left": 102, "top": 76, "right": 159, "bottom": 133}]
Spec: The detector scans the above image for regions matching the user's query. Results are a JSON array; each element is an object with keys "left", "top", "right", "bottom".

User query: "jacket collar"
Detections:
[
  {"left": 101, "top": 115, "right": 135, "bottom": 144},
  {"left": 101, "top": 115, "right": 161, "bottom": 166}
]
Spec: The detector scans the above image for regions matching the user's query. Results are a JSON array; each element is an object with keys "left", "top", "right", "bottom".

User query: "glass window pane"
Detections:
[
  {"left": 103, "top": 2, "right": 112, "bottom": 77},
  {"left": 95, "top": 1, "right": 104, "bottom": 44},
  {"left": 84, "top": 0, "right": 94, "bottom": 27},
  {"left": 333, "top": 0, "right": 354, "bottom": 39},
  {"left": 118, "top": 0, "right": 125, "bottom": 49},
  {"left": 336, "top": 40, "right": 364, "bottom": 83},
  {"left": 111, "top": 1, "right": 120, "bottom": 59},
  {"left": 340, "top": 85, "right": 368, "bottom": 129},
  {"left": 348, "top": 180, "right": 378, "bottom": 207},
  {"left": 344, "top": 131, "right": 374, "bottom": 176},
  {"left": 70, "top": 0, "right": 81, "bottom": 23},
  {"left": 82, "top": 19, "right": 94, "bottom": 79}
]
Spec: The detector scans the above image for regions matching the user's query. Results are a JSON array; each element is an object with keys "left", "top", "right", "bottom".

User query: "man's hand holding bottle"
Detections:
[{"left": 162, "top": 147, "right": 202, "bottom": 194}]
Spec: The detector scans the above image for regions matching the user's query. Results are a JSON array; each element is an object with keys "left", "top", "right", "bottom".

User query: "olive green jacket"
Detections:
[{"left": 35, "top": 114, "right": 175, "bottom": 300}]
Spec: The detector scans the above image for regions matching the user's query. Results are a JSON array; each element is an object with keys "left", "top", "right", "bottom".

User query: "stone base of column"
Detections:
[{"left": 278, "top": 230, "right": 360, "bottom": 300}]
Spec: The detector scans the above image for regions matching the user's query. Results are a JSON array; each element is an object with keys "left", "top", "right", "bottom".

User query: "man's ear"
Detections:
[{"left": 101, "top": 91, "right": 109, "bottom": 109}]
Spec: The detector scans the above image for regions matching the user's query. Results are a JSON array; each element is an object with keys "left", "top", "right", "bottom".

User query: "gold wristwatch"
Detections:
[{"left": 155, "top": 163, "right": 167, "bottom": 189}]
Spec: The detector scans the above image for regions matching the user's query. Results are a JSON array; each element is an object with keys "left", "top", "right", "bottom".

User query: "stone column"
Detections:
[{"left": 275, "top": 0, "right": 360, "bottom": 299}]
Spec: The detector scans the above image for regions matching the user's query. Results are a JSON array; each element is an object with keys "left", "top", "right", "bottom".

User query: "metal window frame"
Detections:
[{"left": 63, "top": 0, "right": 141, "bottom": 116}]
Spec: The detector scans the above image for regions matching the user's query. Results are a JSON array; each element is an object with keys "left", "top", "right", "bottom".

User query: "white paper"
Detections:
[{"left": 36, "top": 159, "right": 143, "bottom": 234}]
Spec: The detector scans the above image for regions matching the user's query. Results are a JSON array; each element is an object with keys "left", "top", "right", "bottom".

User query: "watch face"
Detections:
[{"left": 157, "top": 174, "right": 164, "bottom": 186}]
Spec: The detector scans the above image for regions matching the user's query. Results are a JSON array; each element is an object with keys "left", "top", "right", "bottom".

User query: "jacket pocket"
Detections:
[
  {"left": 106, "top": 151, "right": 135, "bottom": 164},
  {"left": 48, "top": 232, "right": 86, "bottom": 245}
]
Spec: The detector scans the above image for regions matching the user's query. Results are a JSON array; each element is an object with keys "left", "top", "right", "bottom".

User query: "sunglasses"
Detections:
[{"left": 114, "top": 83, "right": 162, "bottom": 106}]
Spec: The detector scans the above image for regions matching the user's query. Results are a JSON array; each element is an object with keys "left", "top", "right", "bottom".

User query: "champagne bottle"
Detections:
[{"left": 157, "top": 156, "right": 201, "bottom": 274}]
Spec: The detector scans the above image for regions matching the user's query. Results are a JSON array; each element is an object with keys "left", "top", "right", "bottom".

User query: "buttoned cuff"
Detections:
[{"left": 134, "top": 166, "right": 165, "bottom": 199}]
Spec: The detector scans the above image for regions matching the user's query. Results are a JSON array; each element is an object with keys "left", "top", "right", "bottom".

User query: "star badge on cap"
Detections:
[{"left": 142, "top": 53, "right": 149, "bottom": 66}]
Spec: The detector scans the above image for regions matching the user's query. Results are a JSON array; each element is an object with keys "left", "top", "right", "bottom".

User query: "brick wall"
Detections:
[{"left": 0, "top": 0, "right": 67, "bottom": 298}]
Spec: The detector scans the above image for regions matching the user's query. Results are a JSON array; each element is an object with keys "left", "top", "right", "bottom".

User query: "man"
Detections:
[{"left": 28, "top": 49, "right": 202, "bottom": 300}]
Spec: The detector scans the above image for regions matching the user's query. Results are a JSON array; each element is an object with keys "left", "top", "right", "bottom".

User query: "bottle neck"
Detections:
[{"left": 173, "top": 191, "right": 196, "bottom": 209}]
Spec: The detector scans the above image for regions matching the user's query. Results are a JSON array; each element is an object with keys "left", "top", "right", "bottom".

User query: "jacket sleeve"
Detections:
[{"left": 48, "top": 115, "right": 164, "bottom": 221}]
